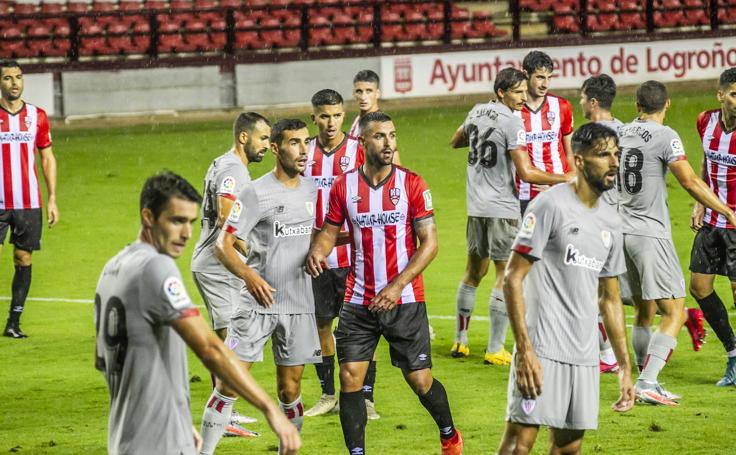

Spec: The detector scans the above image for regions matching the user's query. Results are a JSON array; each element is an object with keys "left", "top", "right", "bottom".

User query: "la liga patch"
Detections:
[
  {"left": 219, "top": 176, "right": 236, "bottom": 194},
  {"left": 163, "top": 277, "right": 191, "bottom": 310},
  {"left": 670, "top": 138, "right": 685, "bottom": 157},
  {"left": 519, "top": 213, "right": 536, "bottom": 238},
  {"left": 228, "top": 200, "right": 243, "bottom": 223}
]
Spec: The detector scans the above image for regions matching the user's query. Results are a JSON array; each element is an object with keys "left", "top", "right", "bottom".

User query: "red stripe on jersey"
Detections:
[
  {"left": 540, "top": 102, "right": 554, "bottom": 173},
  {"left": 223, "top": 224, "right": 237, "bottom": 234},
  {"left": 709, "top": 116, "right": 723, "bottom": 151},
  {"left": 707, "top": 117, "right": 724, "bottom": 227},
  {"left": 727, "top": 132, "right": 736, "bottom": 229},
  {"left": 358, "top": 174, "right": 374, "bottom": 304},
  {"left": 19, "top": 142, "right": 30, "bottom": 208},
  {"left": 315, "top": 188, "right": 324, "bottom": 228},
  {"left": 1, "top": 143, "right": 11, "bottom": 209},
  {"left": 382, "top": 182, "right": 399, "bottom": 300}
]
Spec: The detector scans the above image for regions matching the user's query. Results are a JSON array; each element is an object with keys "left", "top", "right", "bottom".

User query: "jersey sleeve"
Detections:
[
  {"left": 356, "top": 145, "right": 365, "bottom": 167},
  {"left": 35, "top": 108, "right": 52, "bottom": 149},
  {"left": 662, "top": 128, "right": 688, "bottom": 164},
  {"left": 325, "top": 174, "right": 348, "bottom": 226},
  {"left": 461, "top": 105, "right": 478, "bottom": 134},
  {"left": 696, "top": 111, "right": 710, "bottom": 139},
  {"left": 223, "top": 183, "right": 261, "bottom": 240},
  {"left": 560, "top": 98, "right": 574, "bottom": 136},
  {"left": 511, "top": 193, "right": 557, "bottom": 260},
  {"left": 407, "top": 173, "right": 434, "bottom": 221},
  {"left": 215, "top": 163, "right": 249, "bottom": 201},
  {"left": 600, "top": 227, "right": 626, "bottom": 278},
  {"left": 140, "top": 255, "right": 197, "bottom": 325},
  {"left": 506, "top": 116, "right": 527, "bottom": 151}
]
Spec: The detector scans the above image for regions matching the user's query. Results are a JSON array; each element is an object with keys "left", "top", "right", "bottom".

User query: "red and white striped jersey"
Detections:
[
  {"left": 304, "top": 134, "right": 364, "bottom": 268},
  {"left": 326, "top": 166, "right": 434, "bottom": 306},
  {"left": 514, "top": 94, "right": 573, "bottom": 201},
  {"left": 0, "top": 103, "right": 52, "bottom": 210},
  {"left": 698, "top": 109, "right": 736, "bottom": 229},
  {"left": 348, "top": 116, "right": 361, "bottom": 138}
]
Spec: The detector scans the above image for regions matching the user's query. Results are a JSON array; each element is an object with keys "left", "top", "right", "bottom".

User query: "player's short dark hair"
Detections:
[
  {"left": 270, "top": 118, "right": 307, "bottom": 145},
  {"left": 311, "top": 89, "right": 343, "bottom": 108},
  {"left": 233, "top": 112, "right": 270, "bottom": 140},
  {"left": 0, "top": 60, "right": 21, "bottom": 77},
  {"left": 582, "top": 74, "right": 616, "bottom": 110},
  {"left": 636, "top": 81, "right": 668, "bottom": 114},
  {"left": 353, "top": 69, "right": 380, "bottom": 86},
  {"left": 359, "top": 111, "right": 392, "bottom": 134},
  {"left": 494, "top": 68, "right": 527, "bottom": 97},
  {"left": 140, "top": 171, "right": 202, "bottom": 218},
  {"left": 522, "top": 51, "right": 553, "bottom": 75},
  {"left": 720, "top": 68, "right": 736, "bottom": 89},
  {"left": 571, "top": 123, "right": 619, "bottom": 156}
]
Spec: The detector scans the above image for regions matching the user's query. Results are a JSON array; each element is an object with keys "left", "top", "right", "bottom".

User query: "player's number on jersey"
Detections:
[
  {"left": 94, "top": 294, "right": 128, "bottom": 375},
  {"left": 466, "top": 125, "right": 498, "bottom": 168},
  {"left": 621, "top": 148, "right": 644, "bottom": 194},
  {"left": 202, "top": 186, "right": 218, "bottom": 228}
]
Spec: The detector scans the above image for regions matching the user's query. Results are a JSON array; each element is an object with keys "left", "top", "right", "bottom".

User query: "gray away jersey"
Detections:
[
  {"left": 618, "top": 119, "right": 687, "bottom": 238},
  {"left": 95, "top": 241, "right": 198, "bottom": 455},
  {"left": 512, "top": 183, "right": 626, "bottom": 366},
  {"left": 463, "top": 101, "right": 526, "bottom": 219},
  {"left": 595, "top": 118, "right": 624, "bottom": 207},
  {"left": 224, "top": 172, "right": 317, "bottom": 314},
  {"left": 191, "top": 150, "right": 251, "bottom": 273}
]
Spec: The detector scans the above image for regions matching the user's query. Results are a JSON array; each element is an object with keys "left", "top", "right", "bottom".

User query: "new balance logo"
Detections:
[
  {"left": 564, "top": 244, "right": 604, "bottom": 271},
  {"left": 313, "top": 349, "right": 322, "bottom": 357}
]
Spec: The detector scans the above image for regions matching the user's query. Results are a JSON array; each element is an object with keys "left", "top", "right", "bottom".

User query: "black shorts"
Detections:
[
  {"left": 520, "top": 199, "right": 530, "bottom": 216},
  {"left": 312, "top": 267, "right": 348, "bottom": 320},
  {"left": 689, "top": 224, "right": 736, "bottom": 281},
  {"left": 0, "top": 209, "right": 42, "bottom": 251},
  {"left": 335, "top": 302, "right": 432, "bottom": 371}
]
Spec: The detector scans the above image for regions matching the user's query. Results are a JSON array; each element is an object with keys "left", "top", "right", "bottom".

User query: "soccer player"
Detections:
[
  {"left": 448, "top": 68, "right": 571, "bottom": 363},
  {"left": 498, "top": 122, "right": 634, "bottom": 455},
  {"left": 349, "top": 69, "right": 401, "bottom": 165},
  {"left": 515, "top": 50, "right": 575, "bottom": 214},
  {"left": 689, "top": 68, "right": 736, "bottom": 386},
  {"left": 0, "top": 60, "right": 59, "bottom": 338},
  {"left": 306, "top": 112, "right": 463, "bottom": 455},
  {"left": 190, "top": 111, "right": 270, "bottom": 433},
  {"left": 618, "top": 81, "right": 736, "bottom": 405},
  {"left": 302, "top": 89, "right": 382, "bottom": 420},
  {"left": 198, "top": 119, "right": 320, "bottom": 454},
  {"left": 95, "top": 171, "right": 300, "bottom": 455}
]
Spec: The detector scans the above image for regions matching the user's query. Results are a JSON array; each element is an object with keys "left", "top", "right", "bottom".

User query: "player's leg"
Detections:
[
  {"left": 548, "top": 429, "right": 585, "bottom": 455},
  {"left": 497, "top": 423, "right": 540, "bottom": 455},
  {"left": 485, "top": 218, "right": 516, "bottom": 365},
  {"left": 4, "top": 209, "right": 41, "bottom": 338},
  {"left": 597, "top": 313, "right": 618, "bottom": 373},
  {"left": 363, "top": 350, "right": 380, "bottom": 420},
  {"left": 632, "top": 297, "right": 656, "bottom": 371},
  {"left": 335, "top": 303, "right": 378, "bottom": 454},
  {"left": 276, "top": 364, "right": 306, "bottom": 437},
  {"left": 453, "top": 217, "right": 490, "bottom": 357}
]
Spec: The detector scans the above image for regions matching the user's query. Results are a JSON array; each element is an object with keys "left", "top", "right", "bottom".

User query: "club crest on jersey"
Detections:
[
  {"left": 305, "top": 201, "right": 314, "bottom": 216},
  {"left": 23, "top": 117, "right": 32, "bottom": 128},
  {"left": 339, "top": 156, "right": 351, "bottom": 172},
  {"left": 228, "top": 200, "right": 243, "bottom": 223},
  {"left": 163, "top": 277, "right": 190, "bottom": 310},
  {"left": 521, "top": 398, "right": 536, "bottom": 415},
  {"left": 519, "top": 213, "right": 536, "bottom": 238},
  {"left": 601, "top": 230, "right": 612, "bottom": 248},
  {"left": 219, "top": 176, "right": 236, "bottom": 194},
  {"left": 389, "top": 188, "right": 401, "bottom": 206},
  {"left": 546, "top": 110, "right": 556, "bottom": 125}
]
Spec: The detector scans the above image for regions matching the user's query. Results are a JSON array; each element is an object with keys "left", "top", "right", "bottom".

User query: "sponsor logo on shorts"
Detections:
[
  {"left": 521, "top": 398, "right": 536, "bottom": 415},
  {"left": 163, "top": 277, "right": 191, "bottom": 309},
  {"left": 219, "top": 176, "right": 236, "bottom": 194},
  {"left": 519, "top": 213, "right": 536, "bottom": 238},
  {"left": 564, "top": 244, "right": 604, "bottom": 271},
  {"left": 389, "top": 188, "right": 401, "bottom": 206},
  {"left": 273, "top": 220, "right": 312, "bottom": 237},
  {"left": 423, "top": 190, "right": 433, "bottom": 211},
  {"left": 418, "top": 353, "right": 428, "bottom": 362}
]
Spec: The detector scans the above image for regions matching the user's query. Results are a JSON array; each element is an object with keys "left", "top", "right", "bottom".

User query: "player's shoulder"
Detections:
[
  {"left": 346, "top": 132, "right": 360, "bottom": 143},
  {"left": 299, "top": 174, "right": 318, "bottom": 191},
  {"left": 394, "top": 164, "right": 421, "bottom": 179},
  {"left": 697, "top": 109, "right": 719, "bottom": 125},
  {"left": 547, "top": 93, "right": 572, "bottom": 108}
]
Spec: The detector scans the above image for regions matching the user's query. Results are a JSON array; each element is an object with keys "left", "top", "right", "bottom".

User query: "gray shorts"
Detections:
[
  {"left": 192, "top": 271, "right": 242, "bottom": 330},
  {"left": 466, "top": 216, "right": 519, "bottom": 261},
  {"left": 623, "top": 234, "right": 686, "bottom": 300},
  {"left": 506, "top": 356, "right": 599, "bottom": 430},
  {"left": 226, "top": 309, "right": 322, "bottom": 366}
]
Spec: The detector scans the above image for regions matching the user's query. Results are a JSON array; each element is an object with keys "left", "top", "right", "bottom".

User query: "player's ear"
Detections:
[
  {"left": 141, "top": 208, "right": 154, "bottom": 228},
  {"left": 237, "top": 130, "right": 248, "bottom": 146},
  {"left": 376, "top": 87, "right": 381, "bottom": 100},
  {"left": 717, "top": 89, "right": 724, "bottom": 103},
  {"left": 310, "top": 113, "right": 316, "bottom": 124},
  {"left": 270, "top": 140, "right": 279, "bottom": 157}
]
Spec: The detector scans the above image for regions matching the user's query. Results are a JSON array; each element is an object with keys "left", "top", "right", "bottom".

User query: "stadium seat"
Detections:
[
  {"left": 234, "top": 14, "right": 260, "bottom": 49},
  {"left": 143, "top": 0, "right": 168, "bottom": 10},
  {"left": 92, "top": 1, "right": 117, "bottom": 12},
  {"left": 403, "top": 11, "right": 427, "bottom": 41},
  {"left": 471, "top": 12, "right": 504, "bottom": 38},
  {"left": 119, "top": 0, "right": 141, "bottom": 10},
  {"left": 107, "top": 21, "right": 133, "bottom": 54},
  {"left": 281, "top": 14, "right": 301, "bottom": 47},
  {"left": 13, "top": 2, "right": 37, "bottom": 14},
  {"left": 158, "top": 20, "right": 197, "bottom": 53},
  {"left": 381, "top": 11, "right": 403, "bottom": 42},
  {"left": 355, "top": 10, "right": 373, "bottom": 43},
  {"left": 39, "top": 2, "right": 65, "bottom": 13},
  {"left": 26, "top": 23, "right": 53, "bottom": 57},
  {"left": 0, "top": 26, "right": 26, "bottom": 58},
  {"left": 80, "top": 22, "right": 115, "bottom": 55},
  {"left": 308, "top": 15, "right": 333, "bottom": 46},
  {"left": 66, "top": 1, "right": 89, "bottom": 13},
  {"left": 131, "top": 20, "right": 151, "bottom": 53},
  {"left": 331, "top": 12, "right": 356, "bottom": 44}
]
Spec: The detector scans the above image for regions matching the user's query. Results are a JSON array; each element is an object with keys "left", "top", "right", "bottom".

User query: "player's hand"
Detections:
[
  {"left": 47, "top": 197, "right": 59, "bottom": 228},
  {"left": 690, "top": 202, "right": 705, "bottom": 231},
  {"left": 612, "top": 368, "right": 635, "bottom": 412},
  {"left": 531, "top": 184, "right": 551, "bottom": 193},
  {"left": 243, "top": 269, "right": 276, "bottom": 307},
  {"left": 563, "top": 170, "right": 576, "bottom": 182},
  {"left": 192, "top": 426, "right": 202, "bottom": 452},
  {"left": 726, "top": 210, "right": 736, "bottom": 231},
  {"left": 265, "top": 408, "right": 302, "bottom": 454},
  {"left": 305, "top": 251, "right": 328, "bottom": 278},
  {"left": 368, "top": 282, "right": 401, "bottom": 313},
  {"left": 514, "top": 348, "right": 542, "bottom": 399}
]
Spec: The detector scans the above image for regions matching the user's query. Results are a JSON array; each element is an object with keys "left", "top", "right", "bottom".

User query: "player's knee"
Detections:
[
  {"left": 215, "top": 381, "right": 236, "bottom": 399},
  {"left": 277, "top": 382, "right": 300, "bottom": 403},
  {"left": 13, "top": 249, "right": 32, "bottom": 267},
  {"left": 405, "top": 371, "right": 433, "bottom": 395},
  {"left": 689, "top": 282, "right": 713, "bottom": 300},
  {"left": 338, "top": 366, "right": 364, "bottom": 392}
]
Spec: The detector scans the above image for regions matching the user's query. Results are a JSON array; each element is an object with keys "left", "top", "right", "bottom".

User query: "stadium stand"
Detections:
[{"left": 0, "top": 0, "right": 732, "bottom": 62}]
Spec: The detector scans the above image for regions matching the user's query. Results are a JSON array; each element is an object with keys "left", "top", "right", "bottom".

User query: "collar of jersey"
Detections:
[
  {"left": 359, "top": 164, "right": 395, "bottom": 190},
  {"left": 317, "top": 133, "right": 348, "bottom": 156}
]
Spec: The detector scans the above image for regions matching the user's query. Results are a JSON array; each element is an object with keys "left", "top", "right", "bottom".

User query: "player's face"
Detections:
[
  {"left": 577, "top": 137, "right": 619, "bottom": 193},
  {"left": 146, "top": 197, "right": 199, "bottom": 259},
  {"left": 527, "top": 68, "right": 553, "bottom": 98},
  {"left": 312, "top": 104, "right": 345, "bottom": 142},
  {"left": 274, "top": 127, "right": 310, "bottom": 175},
  {"left": 718, "top": 82, "right": 736, "bottom": 118},
  {"left": 244, "top": 120, "right": 271, "bottom": 163},
  {"left": 499, "top": 80, "right": 528, "bottom": 111},
  {"left": 361, "top": 121, "right": 397, "bottom": 167},
  {"left": 0, "top": 67, "right": 23, "bottom": 102},
  {"left": 579, "top": 91, "right": 594, "bottom": 120},
  {"left": 353, "top": 82, "right": 380, "bottom": 113}
]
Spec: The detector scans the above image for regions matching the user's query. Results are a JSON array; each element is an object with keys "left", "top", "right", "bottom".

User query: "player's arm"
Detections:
[
  {"left": 450, "top": 125, "right": 468, "bottom": 149},
  {"left": 598, "top": 276, "right": 635, "bottom": 412},
  {"left": 563, "top": 132, "right": 576, "bottom": 173},
  {"left": 305, "top": 221, "right": 341, "bottom": 277},
  {"left": 171, "top": 314, "right": 301, "bottom": 454},
  {"left": 216, "top": 195, "right": 248, "bottom": 255},
  {"left": 503, "top": 251, "right": 542, "bottom": 399},
  {"left": 39, "top": 146, "right": 59, "bottom": 227},
  {"left": 670, "top": 160, "right": 736, "bottom": 227},
  {"left": 510, "top": 147, "right": 572, "bottom": 185},
  {"left": 370, "top": 216, "right": 438, "bottom": 313},
  {"left": 690, "top": 156, "right": 707, "bottom": 231},
  {"left": 214, "top": 230, "right": 275, "bottom": 307}
]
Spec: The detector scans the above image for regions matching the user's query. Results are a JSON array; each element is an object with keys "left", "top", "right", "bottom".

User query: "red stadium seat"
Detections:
[
  {"left": 282, "top": 14, "right": 301, "bottom": 47},
  {"left": 66, "top": 1, "right": 90, "bottom": 13},
  {"left": 381, "top": 11, "right": 403, "bottom": 42},
  {"left": 355, "top": 10, "right": 373, "bottom": 42},
  {"left": 234, "top": 14, "right": 260, "bottom": 49},
  {"left": 26, "top": 24, "right": 53, "bottom": 57},
  {"left": 80, "top": 22, "right": 115, "bottom": 55},
  {"left": 130, "top": 20, "right": 151, "bottom": 53},
  {"left": 308, "top": 15, "right": 332, "bottom": 46},
  {"left": 107, "top": 21, "right": 132, "bottom": 53},
  {"left": 158, "top": 20, "right": 197, "bottom": 53},
  {"left": 92, "top": 1, "right": 117, "bottom": 12},
  {"left": 332, "top": 12, "right": 356, "bottom": 44},
  {"left": 119, "top": 0, "right": 141, "bottom": 10},
  {"left": 0, "top": 26, "right": 27, "bottom": 58},
  {"left": 403, "top": 11, "right": 427, "bottom": 41},
  {"left": 143, "top": 0, "right": 168, "bottom": 10},
  {"left": 13, "top": 2, "right": 37, "bottom": 14},
  {"left": 40, "top": 2, "right": 65, "bottom": 13}
]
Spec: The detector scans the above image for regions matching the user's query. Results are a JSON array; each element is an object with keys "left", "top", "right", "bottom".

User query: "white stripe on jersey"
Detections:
[
  {"left": 394, "top": 171, "right": 416, "bottom": 304},
  {"left": 26, "top": 105, "right": 40, "bottom": 208},
  {"left": 546, "top": 96, "right": 565, "bottom": 174},
  {"left": 347, "top": 171, "right": 366, "bottom": 303},
  {"left": 703, "top": 114, "right": 731, "bottom": 228},
  {"left": 369, "top": 180, "right": 388, "bottom": 295},
  {"left": 8, "top": 113, "right": 23, "bottom": 209},
  {"left": 349, "top": 116, "right": 360, "bottom": 138}
]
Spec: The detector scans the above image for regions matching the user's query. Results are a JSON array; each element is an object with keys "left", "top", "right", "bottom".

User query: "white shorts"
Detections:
[
  {"left": 192, "top": 271, "right": 242, "bottom": 330},
  {"left": 623, "top": 234, "right": 686, "bottom": 300}
]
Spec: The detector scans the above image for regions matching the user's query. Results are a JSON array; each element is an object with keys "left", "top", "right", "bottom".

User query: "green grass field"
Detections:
[{"left": 1, "top": 86, "right": 735, "bottom": 454}]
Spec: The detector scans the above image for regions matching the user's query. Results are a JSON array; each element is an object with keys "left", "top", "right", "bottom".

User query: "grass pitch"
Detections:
[{"left": 1, "top": 87, "right": 735, "bottom": 454}]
